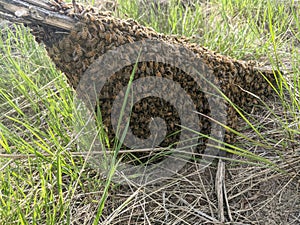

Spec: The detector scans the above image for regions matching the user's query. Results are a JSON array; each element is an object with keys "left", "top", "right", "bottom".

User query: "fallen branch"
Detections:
[{"left": 0, "top": 0, "right": 75, "bottom": 30}]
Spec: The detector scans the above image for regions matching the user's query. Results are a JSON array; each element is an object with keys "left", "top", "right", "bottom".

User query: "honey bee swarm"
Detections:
[{"left": 27, "top": 1, "right": 278, "bottom": 152}]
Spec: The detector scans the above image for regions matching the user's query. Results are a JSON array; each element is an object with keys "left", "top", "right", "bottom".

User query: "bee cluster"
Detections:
[{"left": 28, "top": 0, "right": 277, "bottom": 154}]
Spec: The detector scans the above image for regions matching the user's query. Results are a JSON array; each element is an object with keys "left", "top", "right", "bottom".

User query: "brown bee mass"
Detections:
[{"left": 21, "top": 1, "right": 278, "bottom": 157}]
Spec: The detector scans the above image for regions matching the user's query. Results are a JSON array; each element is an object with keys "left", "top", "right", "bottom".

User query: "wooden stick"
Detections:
[{"left": 0, "top": 0, "right": 75, "bottom": 30}]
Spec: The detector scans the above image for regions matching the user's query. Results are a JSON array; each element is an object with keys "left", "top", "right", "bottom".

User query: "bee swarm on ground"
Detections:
[{"left": 6, "top": 0, "right": 279, "bottom": 157}]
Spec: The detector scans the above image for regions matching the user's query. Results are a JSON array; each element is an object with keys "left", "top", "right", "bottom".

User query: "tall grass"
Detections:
[{"left": 0, "top": 0, "right": 299, "bottom": 224}]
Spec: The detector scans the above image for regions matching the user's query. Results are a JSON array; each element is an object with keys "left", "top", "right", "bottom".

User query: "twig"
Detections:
[
  {"left": 0, "top": 147, "right": 172, "bottom": 159},
  {"left": 216, "top": 159, "right": 232, "bottom": 222},
  {"left": 216, "top": 159, "right": 225, "bottom": 222}
]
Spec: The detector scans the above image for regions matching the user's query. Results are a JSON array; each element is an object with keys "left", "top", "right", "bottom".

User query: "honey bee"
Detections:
[
  {"left": 69, "top": 29, "right": 80, "bottom": 41},
  {"left": 134, "top": 29, "right": 144, "bottom": 37},
  {"left": 49, "top": 0, "right": 62, "bottom": 10},
  {"left": 66, "top": 7, "right": 76, "bottom": 18},
  {"left": 104, "top": 33, "right": 112, "bottom": 43},
  {"left": 127, "top": 36, "right": 134, "bottom": 43},
  {"left": 58, "top": 38, "right": 73, "bottom": 52},
  {"left": 52, "top": 54, "right": 61, "bottom": 62},
  {"left": 117, "top": 35, "right": 125, "bottom": 45},
  {"left": 153, "top": 62, "right": 159, "bottom": 70},
  {"left": 87, "top": 22, "right": 98, "bottom": 33},
  {"left": 120, "top": 21, "right": 130, "bottom": 28},
  {"left": 97, "top": 22, "right": 105, "bottom": 32},
  {"left": 108, "top": 22, "right": 115, "bottom": 30},
  {"left": 85, "top": 50, "right": 97, "bottom": 58},
  {"left": 97, "top": 41, "right": 105, "bottom": 51},
  {"left": 62, "top": 52, "right": 73, "bottom": 63},
  {"left": 47, "top": 47, "right": 55, "bottom": 57},
  {"left": 245, "top": 73, "right": 254, "bottom": 84},
  {"left": 73, "top": 43, "right": 84, "bottom": 61},
  {"left": 228, "top": 62, "right": 237, "bottom": 74},
  {"left": 128, "top": 29, "right": 134, "bottom": 36},
  {"left": 87, "top": 5, "right": 96, "bottom": 14},
  {"left": 140, "top": 62, "right": 147, "bottom": 72},
  {"left": 79, "top": 27, "right": 92, "bottom": 40},
  {"left": 51, "top": 45, "right": 60, "bottom": 54},
  {"left": 147, "top": 30, "right": 159, "bottom": 38},
  {"left": 113, "top": 28, "right": 122, "bottom": 36},
  {"left": 239, "top": 93, "right": 247, "bottom": 106},
  {"left": 126, "top": 18, "right": 138, "bottom": 26},
  {"left": 86, "top": 37, "right": 98, "bottom": 47},
  {"left": 159, "top": 65, "right": 165, "bottom": 74},
  {"left": 102, "top": 17, "right": 112, "bottom": 24},
  {"left": 81, "top": 10, "right": 90, "bottom": 20},
  {"left": 131, "top": 25, "right": 138, "bottom": 31},
  {"left": 81, "top": 58, "right": 90, "bottom": 71}
]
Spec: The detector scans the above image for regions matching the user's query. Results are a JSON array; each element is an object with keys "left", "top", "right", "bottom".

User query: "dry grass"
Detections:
[{"left": 0, "top": 0, "right": 299, "bottom": 224}]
